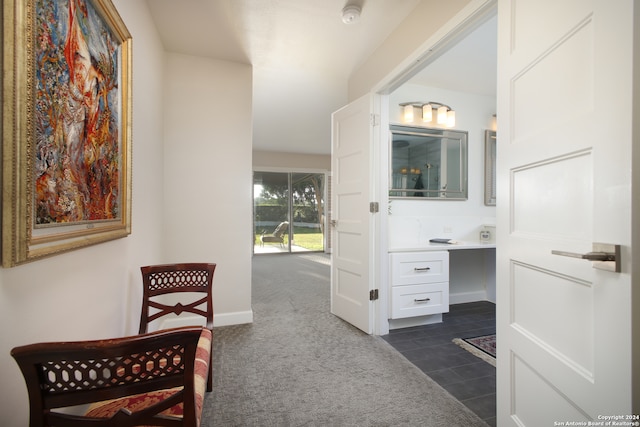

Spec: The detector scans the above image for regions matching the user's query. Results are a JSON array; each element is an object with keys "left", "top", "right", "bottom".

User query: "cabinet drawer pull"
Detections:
[
  {"left": 414, "top": 297, "right": 431, "bottom": 303},
  {"left": 414, "top": 267, "right": 431, "bottom": 272}
]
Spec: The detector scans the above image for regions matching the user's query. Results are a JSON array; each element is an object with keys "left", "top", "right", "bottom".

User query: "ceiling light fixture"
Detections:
[
  {"left": 341, "top": 5, "right": 361, "bottom": 24},
  {"left": 399, "top": 102, "right": 456, "bottom": 128}
]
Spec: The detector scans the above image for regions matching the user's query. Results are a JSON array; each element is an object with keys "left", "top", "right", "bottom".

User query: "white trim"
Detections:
[
  {"left": 388, "top": 314, "right": 444, "bottom": 330},
  {"left": 253, "top": 166, "right": 329, "bottom": 174},
  {"left": 156, "top": 311, "right": 255, "bottom": 329},
  {"left": 374, "top": 0, "right": 497, "bottom": 95},
  {"left": 214, "top": 310, "right": 254, "bottom": 327},
  {"left": 449, "top": 291, "right": 488, "bottom": 305}
]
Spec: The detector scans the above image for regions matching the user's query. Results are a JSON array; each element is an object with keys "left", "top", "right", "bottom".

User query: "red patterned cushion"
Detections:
[
  {"left": 85, "top": 328, "right": 211, "bottom": 426},
  {"left": 85, "top": 387, "right": 183, "bottom": 419}
]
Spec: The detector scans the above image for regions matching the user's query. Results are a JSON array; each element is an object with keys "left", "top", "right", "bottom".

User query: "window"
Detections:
[{"left": 253, "top": 171, "right": 325, "bottom": 254}]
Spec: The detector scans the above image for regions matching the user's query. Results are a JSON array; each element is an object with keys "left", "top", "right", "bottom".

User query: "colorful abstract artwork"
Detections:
[
  {"left": 35, "top": 0, "right": 121, "bottom": 224},
  {"left": 2, "top": 0, "right": 132, "bottom": 266}
]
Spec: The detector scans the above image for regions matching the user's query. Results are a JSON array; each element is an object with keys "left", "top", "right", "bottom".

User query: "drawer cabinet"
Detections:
[
  {"left": 389, "top": 251, "right": 449, "bottom": 319},
  {"left": 391, "top": 252, "right": 449, "bottom": 285}
]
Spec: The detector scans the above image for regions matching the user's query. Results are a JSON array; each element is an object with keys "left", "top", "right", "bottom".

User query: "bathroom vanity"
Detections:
[
  {"left": 388, "top": 242, "right": 496, "bottom": 330},
  {"left": 385, "top": 122, "right": 496, "bottom": 330}
]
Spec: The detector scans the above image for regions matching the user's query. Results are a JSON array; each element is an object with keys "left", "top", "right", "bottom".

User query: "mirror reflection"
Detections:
[{"left": 389, "top": 125, "right": 468, "bottom": 199}]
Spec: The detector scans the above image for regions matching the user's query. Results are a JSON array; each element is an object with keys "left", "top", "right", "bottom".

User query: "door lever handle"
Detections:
[
  {"left": 551, "top": 242, "right": 620, "bottom": 273},
  {"left": 550, "top": 250, "right": 614, "bottom": 261}
]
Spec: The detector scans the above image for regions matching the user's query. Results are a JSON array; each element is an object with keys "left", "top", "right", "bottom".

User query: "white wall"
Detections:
[
  {"left": 0, "top": 1, "right": 166, "bottom": 425},
  {"left": 348, "top": 0, "right": 472, "bottom": 101},
  {"left": 387, "top": 84, "right": 496, "bottom": 247},
  {"left": 386, "top": 84, "right": 496, "bottom": 304},
  {"left": 162, "top": 53, "right": 253, "bottom": 326},
  {"left": 1, "top": 3, "right": 254, "bottom": 424},
  {"left": 253, "top": 150, "right": 330, "bottom": 170}
]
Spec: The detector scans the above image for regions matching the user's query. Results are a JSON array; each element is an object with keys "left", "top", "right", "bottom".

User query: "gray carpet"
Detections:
[{"left": 202, "top": 253, "right": 488, "bottom": 426}]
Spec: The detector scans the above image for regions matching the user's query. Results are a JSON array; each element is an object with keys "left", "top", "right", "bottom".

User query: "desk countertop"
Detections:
[{"left": 388, "top": 241, "right": 496, "bottom": 253}]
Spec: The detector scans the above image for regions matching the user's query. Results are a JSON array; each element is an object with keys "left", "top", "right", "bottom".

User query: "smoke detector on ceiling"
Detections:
[{"left": 341, "top": 5, "right": 361, "bottom": 24}]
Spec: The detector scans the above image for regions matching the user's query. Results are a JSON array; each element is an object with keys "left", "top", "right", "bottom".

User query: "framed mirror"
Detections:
[
  {"left": 484, "top": 130, "right": 497, "bottom": 206},
  {"left": 389, "top": 125, "right": 468, "bottom": 200}
]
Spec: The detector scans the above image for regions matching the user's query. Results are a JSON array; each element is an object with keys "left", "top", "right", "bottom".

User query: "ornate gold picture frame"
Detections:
[{"left": 2, "top": 0, "right": 132, "bottom": 267}]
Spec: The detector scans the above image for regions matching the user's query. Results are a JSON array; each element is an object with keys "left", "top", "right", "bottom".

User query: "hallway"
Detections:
[{"left": 205, "top": 253, "right": 489, "bottom": 426}]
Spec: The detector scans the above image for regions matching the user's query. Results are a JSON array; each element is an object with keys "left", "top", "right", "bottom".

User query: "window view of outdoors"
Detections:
[{"left": 254, "top": 172, "right": 325, "bottom": 254}]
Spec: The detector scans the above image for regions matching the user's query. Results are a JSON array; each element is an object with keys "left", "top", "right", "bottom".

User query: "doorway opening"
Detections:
[{"left": 253, "top": 171, "right": 326, "bottom": 254}]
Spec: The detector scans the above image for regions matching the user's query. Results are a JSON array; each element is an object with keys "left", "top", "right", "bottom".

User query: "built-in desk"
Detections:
[
  {"left": 389, "top": 241, "right": 496, "bottom": 253},
  {"left": 388, "top": 242, "right": 496, "bottom": 330}
]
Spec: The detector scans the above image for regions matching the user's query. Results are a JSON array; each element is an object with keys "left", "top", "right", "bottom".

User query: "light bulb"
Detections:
[
  {"left": 437, "top": 106, "right": 448, "bottom": 125},
  {"left": 403, "top": 104, "right": 414, "bottom": 122},
  {"left": 422, "top": 104, "right": 433, "bottom": 122},
  {"left": 447, "top": 110, "right": 456, "bottom": 127}
]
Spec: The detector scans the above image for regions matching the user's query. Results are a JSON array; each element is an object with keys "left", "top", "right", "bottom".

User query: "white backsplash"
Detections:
[{"left": 388, "top": 215, "right": 496, "bottom": 249}]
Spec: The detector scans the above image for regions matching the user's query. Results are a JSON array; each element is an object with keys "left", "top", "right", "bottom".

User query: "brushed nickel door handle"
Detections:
[
  {"left": 550, "top": 251, "right": 614, "bottom": 261},
  {"left": 552, "top": 242, "right": 620, "bottom": 273}
]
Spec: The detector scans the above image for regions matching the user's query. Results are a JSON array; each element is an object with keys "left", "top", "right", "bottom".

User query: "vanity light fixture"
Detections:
[{"left": 399, "top": 102, "right": 456, "bottom": 127}]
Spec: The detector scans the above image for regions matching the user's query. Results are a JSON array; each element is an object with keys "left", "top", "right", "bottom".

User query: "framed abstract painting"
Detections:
[{"left": 2, "top": 0, "right": 132, "bottom": 267}]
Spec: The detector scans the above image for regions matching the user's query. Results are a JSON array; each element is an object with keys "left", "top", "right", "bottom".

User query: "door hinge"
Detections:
[
  {"left": 369, "top": 202, "right": 379, "bottom": 213},
  {"left": 369, "top": 289, "right": 379, "bottom": 301},
  {"left": 370, "top": 113, "right": 380, "bottom": 127}
]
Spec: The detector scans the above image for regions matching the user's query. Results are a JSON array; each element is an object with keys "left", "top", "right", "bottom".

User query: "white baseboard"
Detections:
[
  {"left": 449, "top": 291, "right": 487, "bottom": 305},
  {"left": 214, "top": 310, "right": 254, "bottom": 327},
  {"left": 158, "top": 316, "right": 206, "bottom": 330},
  {"left": 389, "top": 313, "right": 443, "bottom": 330},
  {"left": 157, "top": 310, "right": 254, "bottom": 330}
]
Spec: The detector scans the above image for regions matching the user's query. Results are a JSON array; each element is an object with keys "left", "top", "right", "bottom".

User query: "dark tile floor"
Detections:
[{"left": 382, "top": 301, "right": 496, "bottom": 427}]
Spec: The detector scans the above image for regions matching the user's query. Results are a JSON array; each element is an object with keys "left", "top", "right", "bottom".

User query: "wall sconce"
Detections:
[{"left": 399, "top": 102, "right": 456, "bottom": 127}]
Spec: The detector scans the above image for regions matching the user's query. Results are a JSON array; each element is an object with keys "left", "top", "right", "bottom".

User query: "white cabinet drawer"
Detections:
[
  {"left": 390, "top": 283, "right": 449, "bottom": 319},
  {"left": 390, "top": 251, "right": 449, "bottom": 285}
]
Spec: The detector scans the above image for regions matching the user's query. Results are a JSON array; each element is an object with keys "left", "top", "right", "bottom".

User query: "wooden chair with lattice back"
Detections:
[
  {"left": 139, "top": 263, "right": 216, "bottom": 392},
  {"left": 11, "top": 326, "right": 210, "bottom": 426}
]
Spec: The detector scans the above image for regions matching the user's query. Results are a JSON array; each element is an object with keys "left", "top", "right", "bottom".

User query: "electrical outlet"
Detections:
[{"left": 443, "top": 226, "right": 453, "bottom": 233}]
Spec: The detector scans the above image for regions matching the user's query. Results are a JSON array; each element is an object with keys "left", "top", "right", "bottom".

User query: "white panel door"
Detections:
[
  {"left": 330, "top": 94, "right": 374, "bottom": 334},
  {"left": 496, "top": 0, "right": 635, "bottom": 423}
]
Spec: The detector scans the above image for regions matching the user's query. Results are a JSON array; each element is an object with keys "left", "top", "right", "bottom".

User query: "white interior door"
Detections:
[
  {"left": 330, "top": 94, "right": 374, "bottom": 334},
  {"left": 496, "top": 0, "right": 636, "bottom": 423}
]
